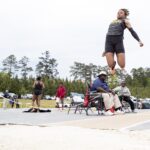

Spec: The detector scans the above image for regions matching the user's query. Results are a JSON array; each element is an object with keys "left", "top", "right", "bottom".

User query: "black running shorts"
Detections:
[
  {"left": 33, "top": 90, "right": 42, "bottom": 96},
  {"left": 105, "top": 35, "right": 125, "bottom": 53}
]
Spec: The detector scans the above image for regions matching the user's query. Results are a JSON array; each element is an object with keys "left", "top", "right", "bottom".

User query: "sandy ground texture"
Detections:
[
  {"left": 0, "top": 110, "right": 150, "bottom": 150},
  {"left": 54, "top": 110, "right": 150, "bottom": 130},
  {"left": 0, "top": 125, "right": 150, "bottom": 150}
]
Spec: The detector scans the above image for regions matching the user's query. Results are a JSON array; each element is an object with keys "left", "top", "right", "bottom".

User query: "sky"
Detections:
[{"left": 0, "top": 0, "right": 149, "bottom": 79}]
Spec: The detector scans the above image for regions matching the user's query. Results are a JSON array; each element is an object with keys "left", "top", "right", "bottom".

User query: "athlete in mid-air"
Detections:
[{"left": 102, "top": 9, "right": 144, "bottom": 75}]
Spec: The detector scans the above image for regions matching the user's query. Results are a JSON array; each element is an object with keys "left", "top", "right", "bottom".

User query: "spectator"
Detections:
[
  {"left": 91, "top": 71, "right": 124, "bottom": 115},
  {"left": 56, "top": 82, "right": 66, "bottom": 110},
  {"left": 3, "top": 90, "right": 10, "bottom": 98},
  {"left": 15, "top": 98, "right": 20, "bottom": 108},
  {"left": 32, "top": 76, "right": 45, "bottom": 112},
  {"left": 9, "top": 96, "right": 15, "bottom": 108},
  {"left": 113, "top": 81, "right": 135, "bottom": 112}
]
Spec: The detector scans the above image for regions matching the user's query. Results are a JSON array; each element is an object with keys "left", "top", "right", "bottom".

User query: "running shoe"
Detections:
[
  {"left": 104, "top": 110, "right": 114, "bottom": 116},
  {"left": 114, "top": 110, "right": 125, "bottom": 115},
  {"left": 132, "top": 109, "right": 138, "bottom": 113}
]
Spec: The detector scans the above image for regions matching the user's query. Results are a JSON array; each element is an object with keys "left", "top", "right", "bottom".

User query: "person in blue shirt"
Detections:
[
  {"left": 3, "top": 90, "right": 10, "bottom": 98},
  {"left": 91, "top": 71, "right": 123, "bottom": 115}
]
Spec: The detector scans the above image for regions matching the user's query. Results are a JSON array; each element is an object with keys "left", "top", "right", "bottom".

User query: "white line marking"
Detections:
[{"left": 120, "top": 120, "right": 150, "bottom": 132}]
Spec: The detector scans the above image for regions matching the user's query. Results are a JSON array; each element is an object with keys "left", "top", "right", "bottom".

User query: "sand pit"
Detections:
[{"left": 0, "top": 125, "right": 150, "bottom": 150}]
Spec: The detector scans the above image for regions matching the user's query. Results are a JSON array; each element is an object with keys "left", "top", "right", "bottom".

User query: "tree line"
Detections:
[
  {"left": 1, "top": 51, "right": 58, "bottom": 79},
  {"left": 0, "top": 50, "right": 150, "bottom": 98}
]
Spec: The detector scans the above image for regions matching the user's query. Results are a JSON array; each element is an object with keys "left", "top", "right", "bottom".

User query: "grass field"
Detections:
[{"left": 0, "top": 99, "right": 58, "bottom": 108}]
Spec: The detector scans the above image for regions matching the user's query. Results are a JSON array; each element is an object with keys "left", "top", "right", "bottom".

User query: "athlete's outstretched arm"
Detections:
[{"left": 125, "top": 19, "right": 144, "bottom": 47}]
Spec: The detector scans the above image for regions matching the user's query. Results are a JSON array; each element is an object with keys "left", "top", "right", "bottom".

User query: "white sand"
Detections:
[{"left": 0, "top": 125, "right": 150, "bottom": 150}]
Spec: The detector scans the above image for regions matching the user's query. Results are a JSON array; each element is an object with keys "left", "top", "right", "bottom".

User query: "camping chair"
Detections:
[
  {"left": 86, "top": 92, "right": 104, "bottom": 115},
  {"left": 74, "top": 83, "right": 104, "bottom": 116},
  {"left": 119, "top": 96, "right": 131, "bottom": 113},
  {"left": 67, "top": 92, "right": 84, "bottom": 114},
  {"left": 74, "top": 92, "right": 104, "bottom": 115}
]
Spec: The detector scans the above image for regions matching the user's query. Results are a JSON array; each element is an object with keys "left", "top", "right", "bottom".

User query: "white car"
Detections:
[
  {"left": 25, "top": 94, "right": 33, "bottom": 99},
  {"left": 8, "top": 93, "right": 16, "bottom": 98},
  {"left": 72, "top": 95, "right": 84, "bottom": 102},
  {"left": 70, "top": 92, "right": 84, "bottom": 103},
  {"left": 0, "top": 92, "right": 4, "bottom": 98},
  {"left": 44, "top": 95, "right": 52, "bottom": 100}
]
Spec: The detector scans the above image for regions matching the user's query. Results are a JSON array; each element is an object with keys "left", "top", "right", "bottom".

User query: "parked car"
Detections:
[
  {"left": 9, "top": 93, "right": 17, "bottom": 98},
  {"left": 130, "top": 96, "right": 142, "bottom": 109},
  {"left": 70, "top": 92, "right": 84, "bottom": 103},
  {"left": 142, "top": 102, "right": 150, "bottom": 109},
  {"left": 70, "top": 92, "right": 84, "bottom": 98},
  {"left": 21, "top": 95, "right": 26, "bottom": 99},
  {"left": 143, "top": 98, "right": 150, "bottom": 103},
  {"left": 22, "top": 94, "right": 33, "bottom": 99},
  {"left": 0, "top": 92, "right": 4, "bottom": 98},
  {"left": 44, "top": 95, "right": 52, "bottom": 100},
  {"left": 27, "top": 94, "right": 33, "bottom": 99}
]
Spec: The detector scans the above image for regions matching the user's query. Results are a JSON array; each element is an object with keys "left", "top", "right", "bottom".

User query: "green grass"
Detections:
[{"left": 0, "top": 99, "right": 57, "bottom": 108}]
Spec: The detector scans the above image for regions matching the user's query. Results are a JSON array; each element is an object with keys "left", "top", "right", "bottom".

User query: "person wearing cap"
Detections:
[
  {"left": 113, "top": 81, "right": 135, "bottom": 112},
  {"left": 91, "top": 71, "right": 123, "bottom": 115},
  {"left": 3, "top": 90, "right": 10, "bottom": 99}
]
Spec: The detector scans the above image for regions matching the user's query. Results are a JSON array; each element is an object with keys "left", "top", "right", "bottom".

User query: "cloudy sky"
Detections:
[{"left": 0, "top": 0, "right": 149, "bottom": 78}]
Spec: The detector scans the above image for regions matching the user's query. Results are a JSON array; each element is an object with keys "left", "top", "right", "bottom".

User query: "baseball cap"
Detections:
[{"left": 97, "top": 71, "right": 107, "bottom": 76}]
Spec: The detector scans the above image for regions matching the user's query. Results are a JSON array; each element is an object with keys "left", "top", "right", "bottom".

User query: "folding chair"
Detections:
[
  {"left": 74, "top": 83, "right": 104, "bottom": 116},
  {"left": 73, "top": 93, "right": 104, "bottom": 116},
  {"left": 85, "top": 92, "right": 104, "bottom": 115},
  {"left": 67, "top": 92, "right": 84, "bottom": 114},
  {"left": 119, "top": 96, "right": 131, "bottom": 113}
]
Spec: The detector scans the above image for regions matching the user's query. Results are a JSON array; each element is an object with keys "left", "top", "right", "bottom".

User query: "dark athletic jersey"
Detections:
[
  {"left": 34, "top": 82, "right": 43, "bottom": 91},
  {"left": 33, "top": 81, "right": 43, "bottom": 95},
  {"left": 107, "top": 19, "right": 126, "bottom": 36}
]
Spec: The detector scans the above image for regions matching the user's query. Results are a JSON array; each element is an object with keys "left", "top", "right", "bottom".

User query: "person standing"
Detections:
[
  {"left": 103, "top": 8, "right": 143, "bottom": 75},
  {"left": 56, "top": 82, "right": 66, "bottom": 110},
  {"left": 32, "top": 76, "right": 45, "bottom": 112}
]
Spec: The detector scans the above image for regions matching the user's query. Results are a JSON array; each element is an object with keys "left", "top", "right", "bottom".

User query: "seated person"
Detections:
[
  {"left": 3, "top": 90, "right": 10, "bottom": 98},
  {"left": 9, "top": 97, "right": 15, "bottom": 108},
  {"left": 91, "top": 71, "right": 124, "bottom": 115},
  {"left": 113, "top": 81, "right": 135, "bottom": 112}
]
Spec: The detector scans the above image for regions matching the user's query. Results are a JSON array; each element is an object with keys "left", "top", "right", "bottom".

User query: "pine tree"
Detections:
[
  {"left": 2, "top": 55, "right": 18, "bottom": 76},
  {"left": 36, "top": 51, "right": 59, "bottom": 78},
  {"left": 18, "top": 56, "right": 33, "bottom": 79}
]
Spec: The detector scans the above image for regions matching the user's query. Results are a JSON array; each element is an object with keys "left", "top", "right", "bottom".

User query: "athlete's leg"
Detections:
[
  {"left": 116, "top": 53, "right": 125, "bottom": 69},
  {"left": 37, "top": 94, "right": 42, "bottom": 108},
  {"left": 115, "top": 38, "right": 125, "bottom": 71},
  {"left": 31, "top": 95, "right": 38, "bottom": 112},
  {"left": 31, "top": 95, "right": 40, "bottom": 112},
  {"left": 104, "top": 35, "right": 116, "bottom": 74},
  {"left": 32, "top": 94, "right": 36, "bottom": 108},
  {"left": 105, "top": 52, "right": 116, "bottom": 74},
  {"left": 116, "top": 52, "right": 127, "bottom": 77}
]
